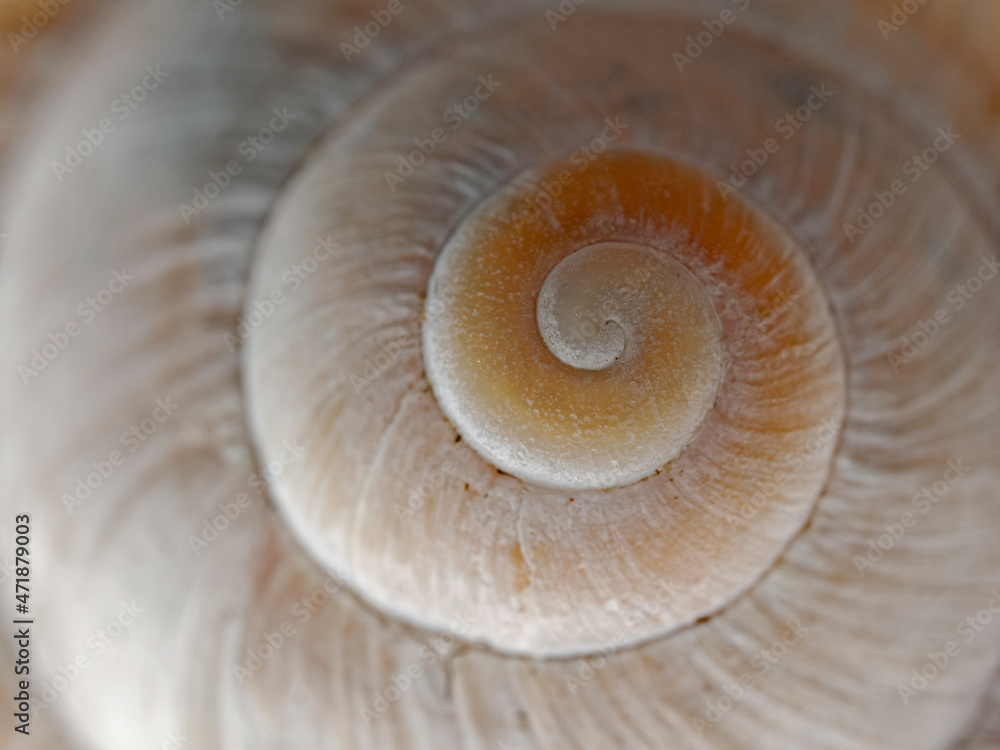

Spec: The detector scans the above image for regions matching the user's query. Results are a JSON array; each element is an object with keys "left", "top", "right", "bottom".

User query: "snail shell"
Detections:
[{"left": 1, "top": 0, "right": 1000, "bottom": 748}]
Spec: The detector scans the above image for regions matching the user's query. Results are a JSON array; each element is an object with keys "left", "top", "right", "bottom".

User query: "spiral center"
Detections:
[
  {"left": 423, "top": 204, "right": 726, "bottom": 489},
  {"left": 537, "top": 243, "right": 629, "bottom": 371},
  {"left": 537, "top": 241, "right": 716, "bottom": 373}
]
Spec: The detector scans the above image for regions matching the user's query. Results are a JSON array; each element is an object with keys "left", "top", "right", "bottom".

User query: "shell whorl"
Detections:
[
  {"left": 1, "top": 0, "right": 1000, "bottom": 749},
  {"left": 248, "top": 130, "right": 846, "bottom": 655},
  {"left": 424, "top": 168, "right": 730, "bottom": 492}
]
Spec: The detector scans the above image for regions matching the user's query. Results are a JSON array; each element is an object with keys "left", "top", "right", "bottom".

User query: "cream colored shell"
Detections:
[{"left": 0, "top": 0, "right": 999, "bottom": 749}]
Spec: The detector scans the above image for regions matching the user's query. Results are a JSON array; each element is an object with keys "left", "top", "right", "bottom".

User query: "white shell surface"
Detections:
[{"left": 0, "top": 0, "right": 998, "bottom": 748}]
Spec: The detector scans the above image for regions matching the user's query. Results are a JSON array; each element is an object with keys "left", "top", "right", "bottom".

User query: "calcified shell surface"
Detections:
[
  {"left": 1, "top": 0, "right": 1000, "bottom": 749},
  {"left": 247, "top": 66, "right": 851, "bottom": 656}
]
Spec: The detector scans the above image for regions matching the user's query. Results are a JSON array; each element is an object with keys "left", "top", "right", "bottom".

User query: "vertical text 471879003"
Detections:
[{"left": 12, "top": 515, "right": 31, "bottom": 736}]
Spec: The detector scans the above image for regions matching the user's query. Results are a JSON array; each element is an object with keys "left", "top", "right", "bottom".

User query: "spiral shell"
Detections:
[{"left": 2, "top": 0, "right": 1000, "bottom": 748}]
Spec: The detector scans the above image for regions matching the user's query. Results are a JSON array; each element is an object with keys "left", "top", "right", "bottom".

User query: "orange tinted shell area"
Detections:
[{"left": 423, "top": 149, "right": 843, "bottom": 490}]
